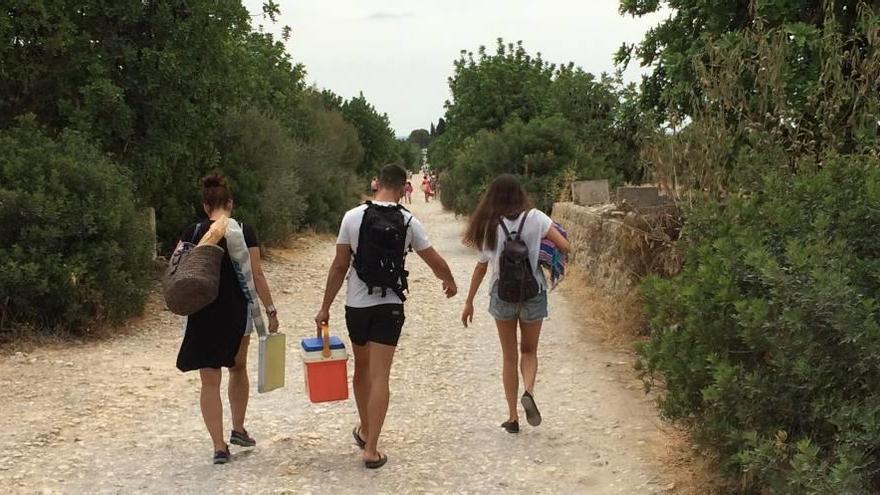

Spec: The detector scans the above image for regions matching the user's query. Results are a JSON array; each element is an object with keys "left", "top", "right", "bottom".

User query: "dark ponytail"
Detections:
[{"left": 201, "top": 171, "right": 232, "bottom": 212}]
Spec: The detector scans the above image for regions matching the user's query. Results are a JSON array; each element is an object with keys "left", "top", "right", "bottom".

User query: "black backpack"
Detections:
[
  {"left": 498, "top": 211, "right": 540, "bottom": 303},
  {"left": 353, "top": 201, "right": 413, "bottom": 301}
]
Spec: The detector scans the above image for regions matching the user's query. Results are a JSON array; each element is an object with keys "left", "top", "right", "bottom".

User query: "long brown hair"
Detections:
[{"left": 463, "top": 174, "right": 531, "bottom": 251}]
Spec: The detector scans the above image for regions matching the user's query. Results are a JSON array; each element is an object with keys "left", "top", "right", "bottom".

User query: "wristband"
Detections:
[{"left": 266, "top": 304, "right": 278, "bottom": 317}]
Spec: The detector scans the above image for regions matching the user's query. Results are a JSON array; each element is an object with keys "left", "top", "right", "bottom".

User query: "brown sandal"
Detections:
[
  {"left": 352, "top": 426, "right": 366, "bottom": 449},
  {"left": 364, "top": 453, "right": 388, "bottom": 469}
]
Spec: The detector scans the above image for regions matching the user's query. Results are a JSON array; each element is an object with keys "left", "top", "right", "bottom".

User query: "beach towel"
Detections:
[{"left": 539, "top": 222, "right": 568, "bottom": 289}]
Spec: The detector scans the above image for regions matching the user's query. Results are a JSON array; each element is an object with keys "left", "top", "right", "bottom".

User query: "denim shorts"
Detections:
[{"left": 488, "top": 284, "right": 549, "bottom": 322}]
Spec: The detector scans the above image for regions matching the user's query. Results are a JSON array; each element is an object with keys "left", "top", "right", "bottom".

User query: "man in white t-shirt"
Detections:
[{"left": 315, "top": 164, "right": 457, "bottom": 470}]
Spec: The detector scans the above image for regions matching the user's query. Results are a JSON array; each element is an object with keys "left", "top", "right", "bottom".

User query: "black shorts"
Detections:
[{"left": 345, "top": 304, "right": 405, "bottom": 347}]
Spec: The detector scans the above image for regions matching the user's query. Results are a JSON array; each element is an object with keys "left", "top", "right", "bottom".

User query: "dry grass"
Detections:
[
  {"left": 559, "top": 266, "right": 727, "bottom": 494},
  {"left": 557, "top": 266, "right": 646, "bottom": 346},
  {"left": 0, "top": 286, "right": 167, "bottom": 355}
]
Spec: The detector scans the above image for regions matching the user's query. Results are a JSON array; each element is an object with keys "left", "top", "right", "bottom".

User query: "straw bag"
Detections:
[{"left": 163, "top": 223, "right": 225, "bottom": 316}]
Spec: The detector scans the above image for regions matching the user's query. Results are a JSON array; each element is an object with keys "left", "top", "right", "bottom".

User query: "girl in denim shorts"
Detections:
[{"left": 460, "top": 175, "right": 570, "bottom": 433}]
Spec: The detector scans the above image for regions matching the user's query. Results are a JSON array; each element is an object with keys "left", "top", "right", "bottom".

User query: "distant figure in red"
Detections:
[
  {"left": 370, "top": 177, "right": 379, "bottom": 195},
  {"left": 404, "top": 181, "right": 414, "bottom": 204},
  {"left": 421, "top": 178, "right": 433, "bottom": 202}
]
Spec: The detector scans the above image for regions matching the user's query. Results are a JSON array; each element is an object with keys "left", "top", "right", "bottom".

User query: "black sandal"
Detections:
[
  {"left": 352, "top": 426, "right": 366, "bottom": 449},
  {"left": 364, "top": 453, "right": 388, "bottom": 469},
  {"left": 521, "top": 391, "right": 542, "bottom": 427},
  {"left": 501, "top": 420, "right": 520, "bottom": 433}
]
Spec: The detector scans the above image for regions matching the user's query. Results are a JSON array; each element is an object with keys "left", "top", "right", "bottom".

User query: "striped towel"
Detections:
[{"left": 539, "top": 222, "right": 568, "bottom": 289}]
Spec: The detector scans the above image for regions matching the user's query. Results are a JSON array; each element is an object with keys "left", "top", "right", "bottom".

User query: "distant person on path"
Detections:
[
  {"left": 175, "top": 172, "right": 279, "bottom": 464},
  {"left": 315, "top": 164, "right": 457, "bottom": 469},
  {"left": 430, "top": 174, "right": 441, "bottom": 200},
  {"left": 404, "top": 181, "right": 414, "bottom": 204},
  {"left": 370, "top": 176, "right": 379, "bottom": 195},
  {"left": 460, "top": 174, "right": 570, "bottom": 434},
  {"left": 421, "top": 177, "right": 433, "bottom": 202}
]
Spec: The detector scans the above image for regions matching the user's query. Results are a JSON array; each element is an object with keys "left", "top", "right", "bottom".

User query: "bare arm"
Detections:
[
  {"left": 249, "top": 246, "right": 278, "bottom": 333},
  {"left": 315, "top": 244, "right": 351, "bottom": 333},
  {"left": 416, "top": 247, "right": 457, "bottom": 298},
  {"left": 461, "top": 261, "right": 488, "bottom": 327},
  {"left": 249, "top": 247, "right": 274, "bottom": 308},
  {"left": 464, "top": 261, "right": 488, "bottom": 305},
  {"left": 545, "top": 224, "right": 571, "bottom": 254}
]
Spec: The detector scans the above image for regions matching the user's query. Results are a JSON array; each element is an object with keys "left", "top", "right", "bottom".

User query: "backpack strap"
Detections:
[
  {"left": 515, "top": 210, "right": 530, "bottom": 240},
  {"left": 499, "top": 210, "right": 529, "bottom": 240},
  {"left": 499, "top": 217, "right": 512, "bottom": 240},
  {"left": 190, "top": 222, "right": 203, "bottom": 244}
]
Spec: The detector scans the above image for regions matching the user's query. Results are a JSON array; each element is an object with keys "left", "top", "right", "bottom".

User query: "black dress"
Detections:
[{"left": 175, "top": 220, "right": 259, "bottom": 372}]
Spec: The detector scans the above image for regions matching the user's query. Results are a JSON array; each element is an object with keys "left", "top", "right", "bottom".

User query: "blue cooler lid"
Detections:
[{"left": 301, "top": 336, "right": 346, "bottom": 352}]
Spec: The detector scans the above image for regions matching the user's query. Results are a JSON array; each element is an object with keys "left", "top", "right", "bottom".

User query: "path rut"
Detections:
[{"left": 0, "top": 194, "right": 678, "bottom": 494}]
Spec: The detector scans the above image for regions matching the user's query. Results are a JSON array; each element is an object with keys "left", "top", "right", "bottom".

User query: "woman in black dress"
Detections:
[{"left": 175, "top": 172, "right": 279, "bottom": 464}]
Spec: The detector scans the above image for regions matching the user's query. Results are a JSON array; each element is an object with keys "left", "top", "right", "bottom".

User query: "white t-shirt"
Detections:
[
  {"left": 478, "top": 209, "right": 554, "bottom": 290},
  {"left": 337, "top": 201, "right": 431, "bottom": 308}
]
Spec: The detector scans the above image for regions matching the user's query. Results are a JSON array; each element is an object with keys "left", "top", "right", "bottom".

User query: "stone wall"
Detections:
[{"left": 551, "top": 202, "right": 682, "bottom": 297}]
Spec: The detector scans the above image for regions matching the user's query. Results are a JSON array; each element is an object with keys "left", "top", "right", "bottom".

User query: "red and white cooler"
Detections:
[{"left": 300, "top": 325, "right": 349, "bottom": 403}]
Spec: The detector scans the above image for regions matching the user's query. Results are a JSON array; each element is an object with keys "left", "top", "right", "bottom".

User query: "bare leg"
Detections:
[
  {"left": 199, "top": 368, "right": 226, "bottom": 451},
  {"left": 495, "top": 319, "right": 520, "bottom": 422},
  {"left": 363, "top": 342, "right": 397, "bottom": 462},
  {"left": 228, "top": 335, "right": 250, "bottom": 433},
  {"left": 352, "top": 343, "right": 371, "bottom": 439},
  {"left": 519, "top": 320, "right": 542, "bottom": 394}
]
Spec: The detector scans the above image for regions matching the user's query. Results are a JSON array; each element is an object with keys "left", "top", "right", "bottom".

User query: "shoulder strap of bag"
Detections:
[
  {"left": 515, "top": 210, "right": 530, "bottom": 240},
  {"left": 499, "top": 217, "right": 512, "bottom": 240},
  {"left": 499, "top": 210, "right": 529, "bottom": 241},
  {"left": 190, "top": 222, "right": 203, "bottom": 244}
]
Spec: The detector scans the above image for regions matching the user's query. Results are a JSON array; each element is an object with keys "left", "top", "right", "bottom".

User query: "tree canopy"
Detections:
[{"left": 430, "top": 39, "right": 643, "bottom": 214}]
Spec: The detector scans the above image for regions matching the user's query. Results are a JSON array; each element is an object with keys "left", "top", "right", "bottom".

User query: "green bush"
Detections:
[
  {"left": 639, "top": 155, "right": 880, "bottom": 493},
  {"left": 0, "top": 118, "right": 152, "bottom": 335},
  {"left": 216, "top": 110, "right": 304, "bottom": 245},
  {"left": 430, "top": 40, "right": 642, "bottom": 216},
  {"left": 295, "top": 105, "right": 364, "bottom": 231},
  {"left": 441, "top": 116, "right": 621, "bottom": 214}
]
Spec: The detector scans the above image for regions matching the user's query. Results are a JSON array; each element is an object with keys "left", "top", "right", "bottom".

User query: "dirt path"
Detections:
[{"left": 0, "top": 191, "right": 681, "bottom": 494}]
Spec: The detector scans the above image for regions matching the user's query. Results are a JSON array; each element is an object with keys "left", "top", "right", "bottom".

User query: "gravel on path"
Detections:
[{"left": 0, "top": 191, "right": 679, "bottom": 494}]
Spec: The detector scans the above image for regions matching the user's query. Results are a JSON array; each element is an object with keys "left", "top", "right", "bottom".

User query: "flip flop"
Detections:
[
  {"left": 521, "top": 391, "right": 543, "bottom": 427},
  {"left": 501, "top": 420, "right": 520, "bottom": 433},
  {"left": 352, "top": 426, "right": 366, "bottom": 449},
  {"left": 364, "top": 453, "right": 388, "bottom": 470}
]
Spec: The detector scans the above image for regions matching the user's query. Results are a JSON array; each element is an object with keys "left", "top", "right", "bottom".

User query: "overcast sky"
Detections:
[{"left": 243, "top": 1, "right": 669, "bottom": 136}]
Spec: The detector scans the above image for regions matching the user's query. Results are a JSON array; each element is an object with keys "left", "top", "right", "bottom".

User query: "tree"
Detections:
[
  {"left": 0, "top": 117, "right": 152, "bottom": 334},
  {"left": 294, "top": 95, "right": 364, "bottom": 231},
  {"left": 0, "top": 0, "right": 398, "bottom": 335},
  {"left": 215, "top": 110, "right": 304, "bottom": 245},
  {"left": 395, "top": 139, "right": 422, "bottom": 171},
  {"left": 442, "top": 116, "right": 622, "bottom": 214},
  {"left": 545, "top": 67, "right": 643, "bottom": 182},
  {"left": 0, "top": 0, "right": 254, "bottom": 244},
  {"left": 341, "top": 93, "right": 398, "bottom": 176},
  {"left": 407, "top": 128, "right": 431, "bottom": 148},
  {"left": 628, "top": 3, "right": 880, "bottom": 197},
  {"left": 431, "top": 39, "right": 642, "bottom": 210},
  {"left": 617, "top": 0, "right": 872, "bottom": 121},
  {"left": 443, "top": 39, "right": 555, "bottom": 140},
  {"left": 430, "top": 122, "right": 436, "bottom": 136}
]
